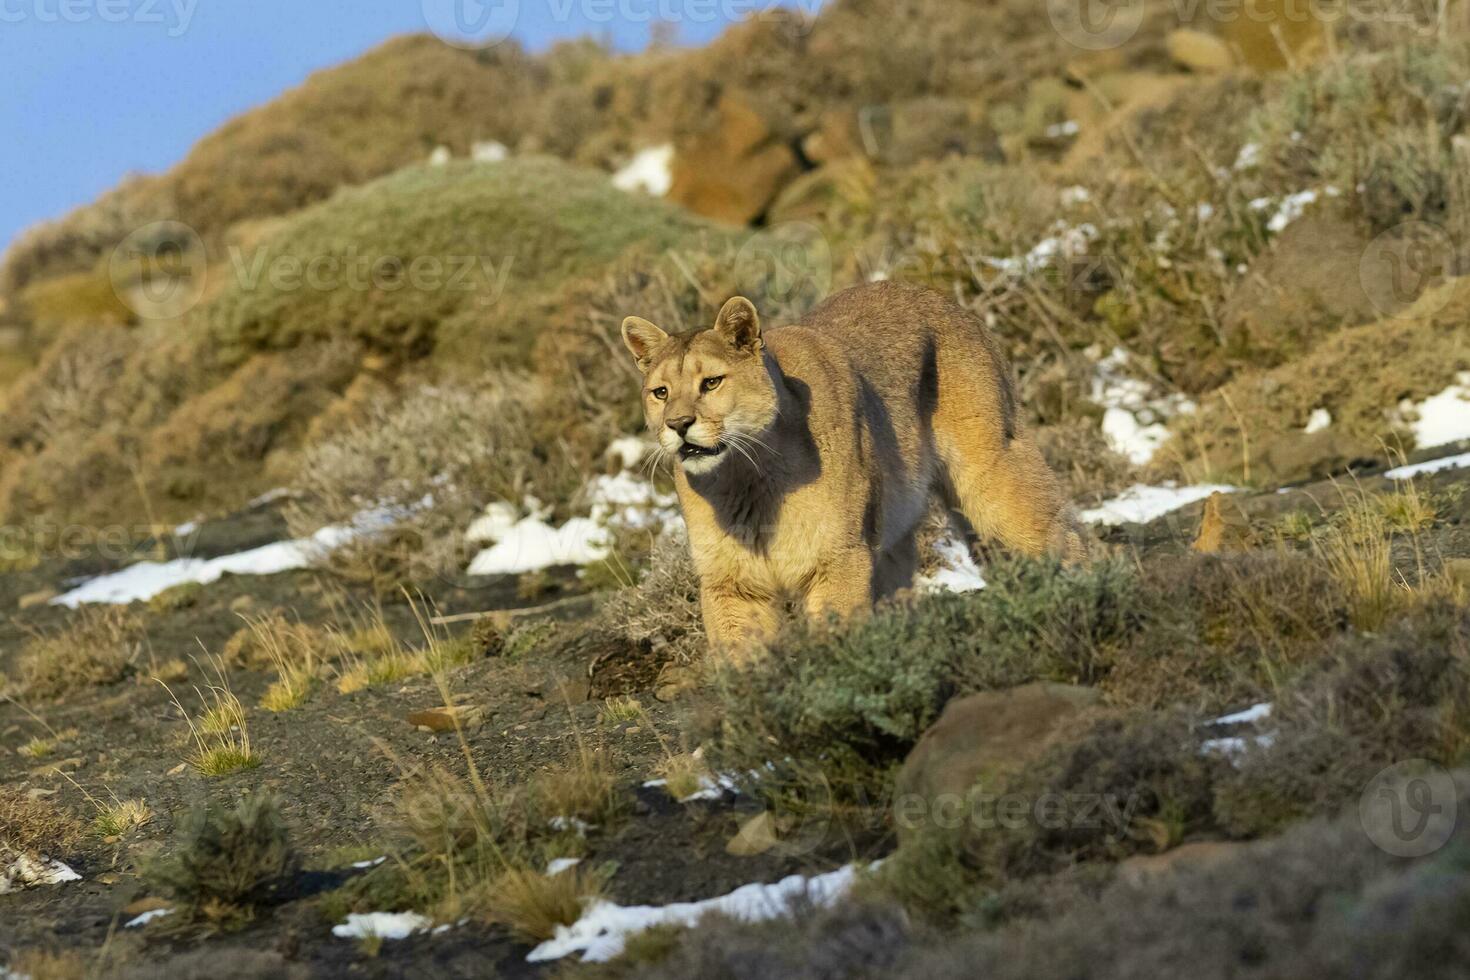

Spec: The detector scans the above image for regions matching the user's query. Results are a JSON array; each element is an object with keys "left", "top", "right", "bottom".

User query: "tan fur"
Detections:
[{"left": 621, "top": 282, "right": 1085, "bottom": 656}]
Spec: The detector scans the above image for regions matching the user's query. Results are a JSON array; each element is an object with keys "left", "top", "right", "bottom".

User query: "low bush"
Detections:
[
  {"left": 145, "top": 792, "right": 298, "bottom": 921},
  {"left": 709, "top": 557, "right": 1146, "bottom": 801},
  {"left": 206, "top": 158, "right": 708, "bottom": 367}
]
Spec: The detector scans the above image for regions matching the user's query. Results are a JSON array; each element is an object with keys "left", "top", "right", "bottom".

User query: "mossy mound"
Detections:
[{"left": 205, "top": 157, "right": 711, "bottom": 367}]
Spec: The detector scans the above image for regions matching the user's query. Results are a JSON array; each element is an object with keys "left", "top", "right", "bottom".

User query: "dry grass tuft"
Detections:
[
  {"left": 0, "top": 785, "right": 84, "bottom": 857},
  {"left": 530, "top": 745, "right": 620, "bottom": 827},
  {"left": 484, "top": 863, "right": 608, "bottom": 943},
  {"left": 15, "top": 607, "right": 145, "bottom": 700},
  {"left": 167, "top": 674, "right": 260, "bottom": 777},
  {"left": 1313, "top": 489, "right": 1401, "bottom": 632},
  {"left": 237, "top": 613, "right": 331, "bottom": 712}
]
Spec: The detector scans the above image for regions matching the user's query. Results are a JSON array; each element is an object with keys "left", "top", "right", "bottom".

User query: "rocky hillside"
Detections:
[{"left": 3, "top": 1, "right": 1470, "bottom": 977}]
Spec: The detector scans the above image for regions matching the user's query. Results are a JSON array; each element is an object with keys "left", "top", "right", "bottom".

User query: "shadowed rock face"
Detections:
[{"left": 667, "top": 93, "right": 802, "bottom": 225}]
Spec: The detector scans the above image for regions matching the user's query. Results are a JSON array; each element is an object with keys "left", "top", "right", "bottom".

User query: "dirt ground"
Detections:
[{"left": 1, "top": 446, "right": 1466, "bottom": 977}]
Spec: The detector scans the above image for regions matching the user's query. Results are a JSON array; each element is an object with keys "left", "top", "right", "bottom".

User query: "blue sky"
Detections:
[{"left": 0, "top": 0, "right": 819, "bottom": 259}]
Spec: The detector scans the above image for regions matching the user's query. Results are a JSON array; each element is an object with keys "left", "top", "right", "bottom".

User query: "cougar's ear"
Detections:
[
  {"left": 621, "top": 316, "right": 669, "bottom": 372},
  {"left": 713, "top": 296, "right": 762, "bottom": 355}
]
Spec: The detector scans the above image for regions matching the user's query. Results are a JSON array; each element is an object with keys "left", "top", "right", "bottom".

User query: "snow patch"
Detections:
[
  {"left": 547, "top": 857, "right": 582, "bottom": 876},
  {"left": 984, "top": 221, "right": 1098, "bottom": 276},
  {"left": 612, "top": 145, "right": 674, "bottom": 196},
  {"left": 1210, "top": 702, "right": 1273, "bottom": 726},
  {"left": 527, "top": 864, "right": 866, "bottom": 964},
  {"left": 471, "top": 140, "right": 509, "bottom": 163},
  {"left": 1403, "top": 373, "right": 1470, "bottom": 450},
  {"left": 465, "top": 501, "right": 521, "bottom": 545},
  {"left": 1252, "top": 187, "right": 1338, "bottom": 234},
  {"left": 1090, "top": 348, "right": 1194, "bottom": 465},
  {"left": 1303, "top": 408, "right": 1332, "bottom": 435},
  {"left": 642, "top": 773, "right": 739, "bottom": 804},
  {"left": 467, "top": 517, "right": 610, "bottom": 576},
  {"left": 1386, "top": 451, "right": 1470, "bottom": 480},
  {"left": 605, "top": 435, "right": 651, "bottom": 471},
  {"left": 549, "top": 816, "right": 596, "bottom": 836},
  {"left": 916, "top": 535, "right": 987, "bottom": 594},
  {"left": 1060, "top": 185, "right": 1092, "bottom": 206},
  {"left": 50, "top": 504, "right": 408, "bottom": 607},
  {"left": 124, "top": 908, "right": 175, "bottom": 928},
  {"left": 1080, "top": 483, "right": 1235, "bottom": 526},
  {"left": 332, "top": 911, "right": 434, "bottom": 941},
  {"left": 466, "top": 475, "right": 676, "bottom": 576},
  {"left": 0, "top": 855, "right": 80, "bottom": 894},
  {"left": 1201, "top": 732, "right": 1277, "bottom": 759}
]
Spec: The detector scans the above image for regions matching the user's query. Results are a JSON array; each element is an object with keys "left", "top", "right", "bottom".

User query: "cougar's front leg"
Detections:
[
  {"left": 803, "top": 546, "right": 874, "bottom": 625},
  {"left": 701, "top": 579, "right": 781, "bottom": 662}
]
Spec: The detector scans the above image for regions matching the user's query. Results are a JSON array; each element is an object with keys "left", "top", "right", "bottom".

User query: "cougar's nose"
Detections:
[{"left": 665, "top": 415, "right": 695, "bottom": 437}]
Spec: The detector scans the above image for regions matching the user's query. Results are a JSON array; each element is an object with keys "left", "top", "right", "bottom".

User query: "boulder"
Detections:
[
  {"left": 667, "top": 93, "right": 800, "bottom": 225},
  {"left": 726, "top": 810, "right": 780, "bottom": 856},
  {"left": 1192, "top": 492, "right": 1253, "bottom": 553},
  {"left": 1222, "top": 213, "right": 1390, "bottom": 352},
  {"left": 767, "top": 158, "right": 878, "bottom": 226},
  {"left": 894, "top": 683, "right": 1101, "bottom": 837},
  {"left": 1117, "top": 840, "right": 1245, "bottom": 887},
  {"left": 1167, "top": 29, "right": 1236, "bottom": 73},
  {"left": 405, "top": 704, "right": 484, "bottom": 733}
]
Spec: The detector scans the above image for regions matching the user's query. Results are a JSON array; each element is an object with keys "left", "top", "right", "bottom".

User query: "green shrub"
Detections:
[
  {"left": 710, "top": 558, "right": 1145, "bottom": 799},
  {"left": 206, "top": 158, "right": 709, "bottom": 366},
  {"left": 145, "top": 792, "right": 298, "bottom": 915}
]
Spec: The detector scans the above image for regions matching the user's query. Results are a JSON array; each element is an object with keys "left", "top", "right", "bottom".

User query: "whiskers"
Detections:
[
  {"left": 721, "top": 430, "right": 771, "bottom": 471},
  {"left": 641, "top": 442, "right": 672, "bottom": 481}
]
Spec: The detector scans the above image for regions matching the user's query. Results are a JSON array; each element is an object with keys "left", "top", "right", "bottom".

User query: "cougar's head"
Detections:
[{"left": 620, "top": 296, "right": 778, "bottom": 476}]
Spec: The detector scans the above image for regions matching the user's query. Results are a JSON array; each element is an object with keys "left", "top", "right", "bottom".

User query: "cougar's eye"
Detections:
[
  {"left": 701, "top": 376, "right": 724, "bottom": 393},
  {"left": 651, "top": 386, "right": 668, "bottom": 401}
]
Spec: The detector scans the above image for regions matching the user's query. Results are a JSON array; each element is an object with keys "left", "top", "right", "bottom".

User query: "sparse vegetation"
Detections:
[
  {"left": 485, "top": 862, "right": 610, "bottom": 943},
  {"left": 14, "top": 607, "right": 144, "bottom": 701},
  {"left": 169, "top": 678, "right": 260, "bottom": 776}
]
